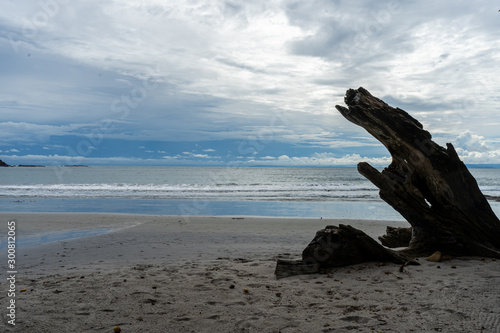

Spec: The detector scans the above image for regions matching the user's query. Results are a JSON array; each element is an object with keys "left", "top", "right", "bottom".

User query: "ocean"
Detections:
[{"left": 1, "top": 166, "right": 499, "bottom": 219}]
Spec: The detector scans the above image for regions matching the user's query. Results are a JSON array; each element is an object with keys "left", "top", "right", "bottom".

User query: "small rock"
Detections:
[{"left": 426, "top": 251, "right": 442, "bottom": 262}]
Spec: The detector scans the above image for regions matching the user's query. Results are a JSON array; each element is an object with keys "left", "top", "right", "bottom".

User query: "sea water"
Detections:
[{"left": 1, "top": 166, "right": 499, "bottom": 219}]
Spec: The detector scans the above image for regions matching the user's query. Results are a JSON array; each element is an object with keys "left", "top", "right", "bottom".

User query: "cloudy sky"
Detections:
[{"left": 1, "top": 0, "right": 499, "bottom": 166}]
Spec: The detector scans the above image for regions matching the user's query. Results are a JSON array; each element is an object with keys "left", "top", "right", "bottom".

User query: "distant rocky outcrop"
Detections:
[{"left": 0, "top": 159, "right": 9, "bottom": 167}]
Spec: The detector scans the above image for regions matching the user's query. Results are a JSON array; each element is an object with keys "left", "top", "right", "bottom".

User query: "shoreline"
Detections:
[
  {"left": 1, "top": 213, "right": 500, "bottom": 332},
  {"left": 1, "top": 212, "right": 409, "bottom": 277},
  {"left": 2, "top": 197, "right": 499, "bottom": 222},
  {"left": 0, "top": 197, "right": 408, "bottom": 221}
]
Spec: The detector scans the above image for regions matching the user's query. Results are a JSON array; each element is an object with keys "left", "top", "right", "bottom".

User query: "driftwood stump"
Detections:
[
  {"left": 275, "top": 87, "right": 500, "bottom": 277},
  {"left": 379, "top": 227, "right": 412, "bottom": 248},
  {"left": 275, "top": 224, "right": 418, "bottom": 278}
]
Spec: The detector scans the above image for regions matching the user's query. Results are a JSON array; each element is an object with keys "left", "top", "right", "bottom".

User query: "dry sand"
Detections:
[{"left": 1, "top": 213, "right": 500, "bottom": 332}]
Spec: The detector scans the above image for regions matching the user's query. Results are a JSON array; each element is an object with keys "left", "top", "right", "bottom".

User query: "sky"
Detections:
[{"left": 1, "top": 0, "right": 500, "bottom": 166}]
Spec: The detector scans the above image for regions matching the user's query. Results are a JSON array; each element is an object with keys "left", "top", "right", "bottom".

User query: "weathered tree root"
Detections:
[
  {"left": 275, "top": 224, "right": 418, "bottom": 279},
  {"left": 275, "top": 88, "right": 500, "bottom": 278}
]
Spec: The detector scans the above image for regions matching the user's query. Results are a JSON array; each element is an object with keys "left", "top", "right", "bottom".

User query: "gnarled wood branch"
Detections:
[
  {"left": 335, "top": 87, "right": 500, "bottom": 258},
  {"left": 275, "top": 88, "right": 500, "bottom": 278}
]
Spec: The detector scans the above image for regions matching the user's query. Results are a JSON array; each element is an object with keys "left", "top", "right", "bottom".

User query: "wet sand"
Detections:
[{"left": 1, "top": 213, "right": 499, "bottom": 332}]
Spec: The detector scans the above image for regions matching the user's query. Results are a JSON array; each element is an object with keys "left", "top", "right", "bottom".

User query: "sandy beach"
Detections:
[{"left": 1, "top": 213, "right": 500, "bottom": 332}]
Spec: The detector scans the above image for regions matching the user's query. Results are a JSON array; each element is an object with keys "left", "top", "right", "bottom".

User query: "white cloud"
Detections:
[
  {"left": 251, "top": 152, "right": 391, "bottom": 166},
  {"left": 4, "top": 149, "right": 498, "bottom": 166},
  {"left": 450, "top": 130, "right": 500, "bottom": 164},
  {"left": 454, "top": 131, "right": 490, "bottom": 152},
  {"left": 0, "top": 154, "right": 226, "bottom": 166},
  {"left": 181, "top": 152, "right": 220, "bottom": 159},
  {"left": 0, "top": 151, "right": 391, "bottom": 167},
  {"left": 1, "top": 0, "right": 499, "bottom": 164},
  {"left": 0, "top": 121, "right": 121, "bottom": 144},
  {"left": 278, "top": 155, "right": 290, "bottom": 161},
  {"left": 456, "top": 149, "right": 500, "bottom": 165},
  {"left": 195, "top": 154, "right": 219, "bottom": 159},
  {"left": 0, "top": 122, "right": 73, "bottom": 142}
]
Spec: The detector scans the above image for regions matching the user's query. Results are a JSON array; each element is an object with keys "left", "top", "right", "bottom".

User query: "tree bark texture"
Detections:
[
  {"left": 275, "top": 224, "right": 417, "bottom": 279},
  {"left": 335, "top": 87, "right": 500, "bottom": 258},
  {"left": 378, "top": 226, "right": 412, "bottom": 248},
  {"left": 274, "top": 87, "right": 500, "bottom": 278}
]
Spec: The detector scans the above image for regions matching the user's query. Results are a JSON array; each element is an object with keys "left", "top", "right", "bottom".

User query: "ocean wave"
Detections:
[
  {"left": 0, "top": 183, "right": 381, "bottom": 201},
  {"left": 1, "top": 182, "right": 499, "bottom": 202}
]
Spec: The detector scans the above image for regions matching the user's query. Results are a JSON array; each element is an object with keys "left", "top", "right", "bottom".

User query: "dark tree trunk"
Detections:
[
  {"left": 378, "top": 227, "right": 412, "bottom": 248},
  {"left": 275, "top": 87, "right": 500, "bottom": 278},
  {"left": 275, "top": 224, "right": 418, "bottom": 279},
  {"left": 335, "top": 87, "right": 500, "bottom": 258}
]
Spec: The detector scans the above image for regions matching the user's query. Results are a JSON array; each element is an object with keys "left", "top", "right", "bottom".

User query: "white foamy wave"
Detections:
[
  {"left": 0, "top": 183, "right": 381, "bottom": 201},
  {"left": 2, "top": 178, "right": 499, "bottom": 202}
]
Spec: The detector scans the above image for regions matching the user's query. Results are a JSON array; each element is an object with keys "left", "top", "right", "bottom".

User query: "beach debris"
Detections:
[
  {"left": 379, "top": 226, "right": 412, "bottom": 248},
  {"left": 426, "top": 251, "right": 442, "bottom": 262},
  {"left": 243, "top": 288, "right": 250, "bottom": 294},
  {"left": 275, "top": 87, "right": 500, "bottom": 277},
  {"left": 274, "top": 259, "right": 321, "bottom": 278},
  {"left": 143, "top": 298, "right": 157, "bottom": 305},
  {"left": 335, "top": 88, "right": 500, "bottom": 259},
  {"left": 276, "top": 224, "right": 419, "bottom": 278},
  {"left": 113, "top": 326, "right": 121, "bottom": 333},
  {"left": 398, "top": 260, "right": 413, "bottom": 272}
]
